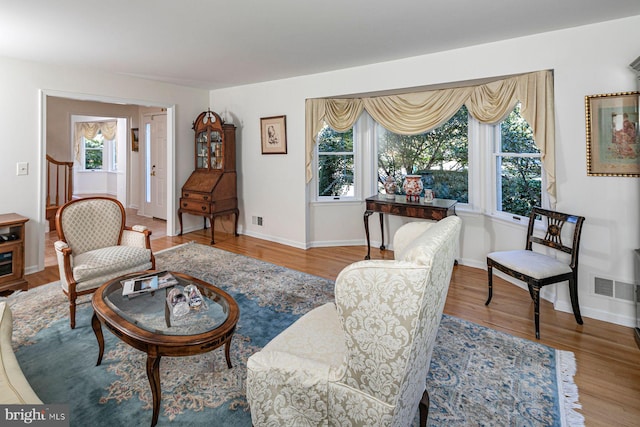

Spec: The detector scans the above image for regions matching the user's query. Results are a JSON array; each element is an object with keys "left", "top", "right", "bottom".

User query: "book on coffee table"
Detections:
[{"left": 122, "top": 271, "right": 179, "bottom": 297}]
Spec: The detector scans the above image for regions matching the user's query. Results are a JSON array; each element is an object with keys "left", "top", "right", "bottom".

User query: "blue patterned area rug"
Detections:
[{"left": 9, "top": 243, "right": 583, "bottom": 426}]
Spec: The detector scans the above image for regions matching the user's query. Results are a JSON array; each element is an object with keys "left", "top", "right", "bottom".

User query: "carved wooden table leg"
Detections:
[
  {"left": 378, "top": 212, "right": 386, "bottom": 250},
  {"left": 363, "top": 210, "right": 373, "bottom": 259},
  {"left": 91, "top": 312, "right": 104, "bottom": 366},
  {"left": 146, "top": 354, "right": 162, "bottom": 427},
  {"left": 209, "top": 215, "right": 215, "bottom": 244},
  {"left": 233, "top": 209, "right": 240, "bottom": 237},
  {"left": 224, "top": 337, "right": 233, "bottom": 369}
]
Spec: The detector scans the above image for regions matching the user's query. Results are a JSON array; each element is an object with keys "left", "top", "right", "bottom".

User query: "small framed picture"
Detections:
[
  {"left": 131, "top": 128, "right": 139, "bottom": 152},
  {"left": 585, "top": 91, "right": 640, "bottom": 177},
  {"left": 260, "top": 115, "right": 287, "bottom": 154}
]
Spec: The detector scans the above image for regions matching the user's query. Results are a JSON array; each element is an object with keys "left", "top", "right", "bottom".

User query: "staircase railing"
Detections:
[{"left": 46, "top": 155, "right": 74, "bottom": 231}]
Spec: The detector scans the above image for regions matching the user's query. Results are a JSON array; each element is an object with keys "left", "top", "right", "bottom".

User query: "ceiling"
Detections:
[{"left": 1, "top": 0, "right": 640, "bottom": 90}]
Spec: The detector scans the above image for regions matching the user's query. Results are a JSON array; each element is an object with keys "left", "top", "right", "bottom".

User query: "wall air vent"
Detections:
[
  {"left": 594, "top": 277, "right": 613, "bottom": 297},
  {"left": 615, "top": 281, "right": 635, "bottom": 302},
  {"left": 594, "top": 276, "right": 635, "bottom": 301}
]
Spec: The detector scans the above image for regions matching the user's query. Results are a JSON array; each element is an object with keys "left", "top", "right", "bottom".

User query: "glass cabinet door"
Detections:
[
  {"left": 196, "top": 131, "right": 208, "bottom": 169},
  {"left": 210, "top": 131, "right": 223, "bottom": 169}
]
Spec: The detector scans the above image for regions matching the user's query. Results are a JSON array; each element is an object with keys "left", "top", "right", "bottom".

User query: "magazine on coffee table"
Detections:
[{"left": 122, "top": 271, "right": 179, "bottom": 297}]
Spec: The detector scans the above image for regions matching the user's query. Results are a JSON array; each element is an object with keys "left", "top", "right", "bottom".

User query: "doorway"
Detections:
[
  {"left": 39, "top": 90, "right": 176, "bottom": 271},
  {"left": 142, "top": 113, "right": 168, "bottom": 220}
]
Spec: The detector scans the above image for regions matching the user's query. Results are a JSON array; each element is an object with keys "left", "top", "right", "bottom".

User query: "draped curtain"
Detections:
[
  {"left": 74, "top": 121, "right": 118, "bottom": 162},
  {"left": 305, "top": 70, "right": 556, "bottom": 205}
]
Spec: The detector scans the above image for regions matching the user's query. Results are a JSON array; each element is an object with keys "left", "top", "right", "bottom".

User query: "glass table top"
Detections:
[{"left": 102, "top": 273, "right": 229, "bottom": 336}]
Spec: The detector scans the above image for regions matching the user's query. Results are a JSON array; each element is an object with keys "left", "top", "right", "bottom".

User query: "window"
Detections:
[
  {"left": 84, "top": 131, "right": 104, "bottom": 170},
  {"left": 75, "top": 119, "right": 119, "bottom": 172},
  {"left": 377, "top": 106, "right": 469, "bottom": 203},
  {"left": 313, "top": 104, "right": 543, "bottom": 220},
  {"left": 316, "top": 124, "right": 355, "bottom": 199},
  {"left": 493, "top": 103, "right": 541, "bottom": 218}
]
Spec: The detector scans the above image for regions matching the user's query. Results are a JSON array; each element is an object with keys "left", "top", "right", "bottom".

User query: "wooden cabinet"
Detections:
[
  {"left": 178, "top": 110, "right": 238, "bottom": 244},
  {"left": 0, "top": 213, "right": 29, "bottom": 292}
]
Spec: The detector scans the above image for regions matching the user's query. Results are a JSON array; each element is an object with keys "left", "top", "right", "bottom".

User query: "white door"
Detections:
[{"left": 143, "top": 114, "right": 167, "bottom": 220}]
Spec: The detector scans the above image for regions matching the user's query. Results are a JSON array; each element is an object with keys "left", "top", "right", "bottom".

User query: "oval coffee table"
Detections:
[{"left": 91, "top": 271, "right": 239, "bottom": 427}]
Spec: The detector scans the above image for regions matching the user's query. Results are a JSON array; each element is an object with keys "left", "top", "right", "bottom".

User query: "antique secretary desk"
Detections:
[{"left": 178, "top": 110, "right": 238, "bottom": 244}]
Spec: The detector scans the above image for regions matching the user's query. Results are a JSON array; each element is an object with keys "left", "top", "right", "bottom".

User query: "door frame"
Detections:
[{"left": 38, "top": 89, "right": 176, "bottom": 272}]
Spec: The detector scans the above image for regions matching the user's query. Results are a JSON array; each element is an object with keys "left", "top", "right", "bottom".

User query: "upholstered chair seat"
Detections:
[
  {"left": 66, "top": 245, "right": 151, "bottom": 281},
  {"left": 55, "top": 197, "right": 155, "bottom": 328},
  {"left": 247, "top": 216, "right": 462, "bottom": 427},
  {"left": 487, "top": 250, "right": 573, "bottom": 279}
]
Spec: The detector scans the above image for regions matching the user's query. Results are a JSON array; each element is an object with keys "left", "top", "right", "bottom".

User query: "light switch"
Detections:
[{"left": 16, "top": 162, "right": 28, "bottom": 176}]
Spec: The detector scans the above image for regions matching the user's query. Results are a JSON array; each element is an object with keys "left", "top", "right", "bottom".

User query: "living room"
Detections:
[{"left": 1, "top": 2, "right": 640, "bottom": 426}]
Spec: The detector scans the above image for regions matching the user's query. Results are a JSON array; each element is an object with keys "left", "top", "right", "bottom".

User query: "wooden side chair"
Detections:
[{"left": 485, "top": 207, "right": 586, "bottom": 339}]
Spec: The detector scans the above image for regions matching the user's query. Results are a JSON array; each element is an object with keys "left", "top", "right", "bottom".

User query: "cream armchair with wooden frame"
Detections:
[
  {"left": 246, "top": 216, "right": 461, "bottom": 427},
  {"left": 54, "top": 197, "right": 155, "bottom": 329},
  {"left": 486, "top": 207, "right": 586, "bottom": 339}
]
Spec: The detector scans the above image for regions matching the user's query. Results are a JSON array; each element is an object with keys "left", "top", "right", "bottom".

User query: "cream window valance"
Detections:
[
  {"left": 74, "top": 121, "right": 117, "bottom": 163},
  {"left": 305, "top": 70, "right": 556, "bottom": 204}
]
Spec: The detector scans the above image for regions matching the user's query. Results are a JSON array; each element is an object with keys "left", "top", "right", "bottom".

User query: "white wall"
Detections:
[
  {"left": 0, "top": 56, "right": 210, "bottom": 273},
  {"left": 210, "top": 16, "right": 640, "bottom": 328}
]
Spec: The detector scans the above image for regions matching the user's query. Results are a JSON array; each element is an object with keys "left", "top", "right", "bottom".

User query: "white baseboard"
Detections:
[{"left": 241, "top": 230, "right": 307, "bottom": 250}]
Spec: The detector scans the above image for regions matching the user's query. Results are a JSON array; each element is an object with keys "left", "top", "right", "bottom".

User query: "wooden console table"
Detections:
[{"left": 363, "top": 195, "right": 457, "bottom": 259}]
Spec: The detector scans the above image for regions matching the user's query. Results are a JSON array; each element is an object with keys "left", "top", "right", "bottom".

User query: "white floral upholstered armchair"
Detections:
[
  {"left": 246, "top": 216, "right": 462, "bottom": 427},
  {"left": 54, "top": 197, "right": 155, "bottom": 329}
]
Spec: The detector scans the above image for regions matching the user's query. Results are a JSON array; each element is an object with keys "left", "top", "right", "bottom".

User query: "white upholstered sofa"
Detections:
[
  {"left": 0, "top": 302, "right": 42, "bottom": 404},
  {"left": 246, "top": 216, "right": 462, "bottom": 427}
]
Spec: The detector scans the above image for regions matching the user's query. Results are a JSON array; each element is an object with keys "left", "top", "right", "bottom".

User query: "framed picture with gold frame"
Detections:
[
  {"left": 260, "top": 115, "right": 287, "bottom": 154},
  {"left": 585, "top": 91, "right": 640, "bottom": 176}
]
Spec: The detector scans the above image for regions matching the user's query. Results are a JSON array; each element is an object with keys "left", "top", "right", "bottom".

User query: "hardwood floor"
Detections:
[{"left": 30, "top": 225, "right": 640, "bottom": 426}]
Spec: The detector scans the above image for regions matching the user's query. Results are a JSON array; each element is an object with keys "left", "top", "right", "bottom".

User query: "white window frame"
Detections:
[
  {"left": 110, "top": 137, "right": 118, "bottom": 172},
  {"left": 372, "top": 110, "right": 473, "bottom": 211},
  {"left": 82, "top": 131, "right": 105, "bottom": 171},
  {"left": 81, "top": 132, "right": 119, "bottom": 172},
  {"left": 314, "top": 115, "right": 371, "bottom": 202},
  {"left": 488, "top": 121, "right": 546, "bottom": 223}
]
